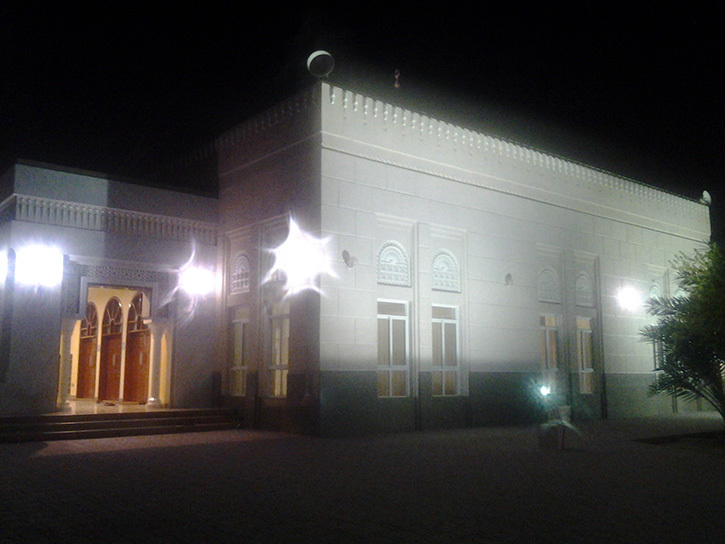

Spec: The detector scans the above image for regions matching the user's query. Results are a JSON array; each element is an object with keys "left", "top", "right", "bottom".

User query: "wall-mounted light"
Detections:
[
  {"left": 616, "top": 285, "right": 642, "bottom": 312},
  {"left": 342, "top": 250, "right": 357, "bottom": 268},
  {"left": 266, "top": 218, "right": 334, "bottom": 296},
  {"left": 14, "top": 244, "right": 64, "bottom": 287},
  {"left": 179, "top": 266, "right": 215, "bottom": 296},
  {"left": 0, "top": 251, "right": 7, "bottom": 284}
]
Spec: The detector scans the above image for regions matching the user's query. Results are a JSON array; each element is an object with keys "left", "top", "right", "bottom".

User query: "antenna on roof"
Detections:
[{"left": 307, "top": 51, "right": 335, "bottom": 78}]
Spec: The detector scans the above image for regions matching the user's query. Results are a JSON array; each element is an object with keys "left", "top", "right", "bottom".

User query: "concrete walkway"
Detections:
[{"left": 1, "top": 414, "right": 723, "bottom": 543}]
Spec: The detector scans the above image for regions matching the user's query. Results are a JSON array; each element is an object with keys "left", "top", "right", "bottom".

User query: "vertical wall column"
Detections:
[
  {"left": 57, "top": 317, "right": 77, "bottom": 411},
  {"left": 146, "top": 320, "right": 167, "bottom": 407}
]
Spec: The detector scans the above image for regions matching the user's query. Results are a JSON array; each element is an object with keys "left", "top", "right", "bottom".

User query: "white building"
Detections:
[
  {"left": 0, "top": 163, "right": 220, "bottom": 415},
  {"left": 0, "top": 82, "right": 711, "bottom": 435}
]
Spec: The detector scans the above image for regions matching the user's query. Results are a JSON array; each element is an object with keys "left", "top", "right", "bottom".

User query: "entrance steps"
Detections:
[{"left": 0, "top": 408, "right": 242, "bottom": 443}]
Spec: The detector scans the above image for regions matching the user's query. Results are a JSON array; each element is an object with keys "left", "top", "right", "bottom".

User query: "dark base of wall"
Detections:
[
  {"left": 225, "top": 370, "right": 714, "bottom": 437},
  {"left": 604, "top": 372, "right": 709, "bottom": 417}
]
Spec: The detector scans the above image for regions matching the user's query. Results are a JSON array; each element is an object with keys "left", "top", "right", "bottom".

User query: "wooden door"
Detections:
[
  {"left": 123, "top": 294, "right": 150, "bottom": 403},
  {"left": 98, "top": 298, "right": 123, "bottom": 402},
  {"left": 76, "top": 303, "right": 98, "bottom": 399}
]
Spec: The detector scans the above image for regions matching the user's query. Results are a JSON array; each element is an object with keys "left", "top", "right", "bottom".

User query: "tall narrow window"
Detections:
[
  {"left": 268, "top": 301, "right": 289, "bottom": 397},
  {"left": 230, "top": 308, "right": 251, "bottom": 396},
  {"left": 432, "top": 305, "right": 459, "bottom": 396},
  {"left": 576, "top": 317, "right": 594, "bottom": 394},
  {"left": 377, "top": 300, "right": 409, "bottom": 397},
  {"left": 540, "top": 315, "right": 558, "bottom": 392}
]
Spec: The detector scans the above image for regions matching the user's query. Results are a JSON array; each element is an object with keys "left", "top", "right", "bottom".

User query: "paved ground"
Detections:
[{"left": 1, "top": 414, "right": 724, "bottom": 544}]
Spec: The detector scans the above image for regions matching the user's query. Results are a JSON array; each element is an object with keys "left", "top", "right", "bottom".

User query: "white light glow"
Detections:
[
  {"left": 0, "top": 251, "right": 7, "bottom": 284},
  {"left": 179, "top": 266, "right": 216, "bottom": 296},
  {"left": 266, "top": 218, "right": 334, "bottom": 296},
  {"left": 15, "top": 245, "right": 64, "bottom": 287},
  {"left": 617, "top": 285, "right": 642, "bottom": 312},
  {"left": 540, "top": 385, "right": 551, "bottom": 397}
]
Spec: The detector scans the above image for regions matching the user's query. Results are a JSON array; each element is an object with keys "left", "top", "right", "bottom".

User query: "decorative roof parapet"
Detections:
[
  {"left": 195, "top": 85, "right": 321, "bottom": 166},
  {"left": 2, "top": 194, "right": 217, "bottom": 245},
  {"left": 322, "top": 83, "right": 703, "bottom": 214}
]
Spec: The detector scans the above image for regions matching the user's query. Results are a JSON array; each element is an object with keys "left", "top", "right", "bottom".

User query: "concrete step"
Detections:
[{"left": 0, "top": 408, "right": 242, "bottom": 443}]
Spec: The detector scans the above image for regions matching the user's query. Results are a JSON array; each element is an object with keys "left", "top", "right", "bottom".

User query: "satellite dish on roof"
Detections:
[
  {"left": 307, "top": 50, "right": 335, "bottom": 78},
  {"left": 700, "top": 190, "right": 712, "bottom": 206}
]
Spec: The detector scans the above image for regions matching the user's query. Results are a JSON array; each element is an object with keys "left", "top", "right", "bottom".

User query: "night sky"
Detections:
[{"left": 1, "top": 2, "right": 722, "bottom": 240}]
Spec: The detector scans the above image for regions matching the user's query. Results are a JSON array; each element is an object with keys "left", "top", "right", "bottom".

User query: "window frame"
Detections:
[
  {"left": 377, "top": 299, "right": 410, "bottom": 398},
  {"left": 539, "top": 314, "right": 559, "bottom": 392},
  {"left": 576, "top": 316, "right": 594, "bottom": 394},
  {"left": 267, "top": 300, "right": 290, "bottom": 398},
  {"left": 229, "top": 311, "right": 251, "bottom": 397},
  {"left": 431, "top": 304, "right": 459, "bottom": 396}
]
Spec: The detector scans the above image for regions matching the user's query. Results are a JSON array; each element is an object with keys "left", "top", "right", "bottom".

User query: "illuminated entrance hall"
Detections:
[
  {"left": 70, "top": 288, "right": 164, "bottom": 406},
  {"left": 0, "top": 161, "right": 219, "bottom": 416}
]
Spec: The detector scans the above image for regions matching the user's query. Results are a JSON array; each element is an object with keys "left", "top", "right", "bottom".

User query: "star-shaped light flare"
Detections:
[{"left": 265, "top": 218, "right": 335, "bottom": 296}]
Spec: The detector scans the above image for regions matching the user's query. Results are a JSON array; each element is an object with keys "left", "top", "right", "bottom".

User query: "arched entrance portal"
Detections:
[
  {"left": 76, "top": 303, "right": 98, "bottom": 399},
  {"left": 98, "top": 298, "right": 123, "bottom": 402},
  {"left": 123, "top": 294, "right": 151, "bottom": 403}
]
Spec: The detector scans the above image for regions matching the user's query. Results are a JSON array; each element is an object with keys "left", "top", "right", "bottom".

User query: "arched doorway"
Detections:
[
  {"left": 76, "top": 303, "right": 98, "bottom": 399},
  {"left": 98, "top": 298, "right": 123, "bottom": 402},
  {"left": 123, "top": 293, "right": 150, "bottom": 403}
]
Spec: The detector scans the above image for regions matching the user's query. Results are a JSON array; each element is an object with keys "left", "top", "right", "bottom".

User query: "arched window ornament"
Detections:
[
  {"left": 649, "top": 283, "right": 662, "bottom": 300},
  {"left": 432, "top": 250, "right": 461, "bottom": 292},
  {"left": 575, "top": 273, "right": 595, "bottom": 307},
  {"left": 127, "top": 293, "right": 148, "bottom": 333},
  {"left": 80, "top": 303, "right": 98, "bottom": 338},
  {"left": 538, "top": 268, "right": 561, "bottom": 304},
  {"left": 230, "top": 253, "right": 251, "bottom": 294},
  {"left": 102, "top": 298, "right": 123, "bottom": 336},
  {"left": 377, "top": 241, "right": 411, "bottom": 287}
]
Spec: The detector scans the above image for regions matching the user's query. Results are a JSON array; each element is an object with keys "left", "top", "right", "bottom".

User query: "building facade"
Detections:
[
  {"left": 0, "top": 163, "right": 220, "bottom": 415},
  {"left": 0, "top": 82, "right": 712, "bottom": 435}
]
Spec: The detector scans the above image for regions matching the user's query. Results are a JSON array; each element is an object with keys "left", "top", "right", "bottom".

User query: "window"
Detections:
[
  {"left": 651, "top": 326, "right": 665, "bottom": 371},
  {"left": 230, "top": 308, "right": 251, "bottom": 396},
  {"left": 539, "top": 315, "right": 558, "bottom": 391},
  {"left": 230, "top": 253, "right": 251, "bottom": 295},
  {"left": 576, "top": 317, "right": 594, "bottom": 394},
  {"left": 267, "top": 301, "right": 289, "bottom": 397},
  {"left": 432, "top": 305, "right": 459, "bottom": 396},
  {"left": 377, "top": 300, "right": 409, "bottom": 397}
]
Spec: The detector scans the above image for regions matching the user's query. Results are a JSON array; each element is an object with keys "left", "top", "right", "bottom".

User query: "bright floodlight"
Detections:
[
  {"left": 179, "top": 266, "right": 215, "bottom": 296},
  {"left": 540, "top": 385, "right": 551, "bottom": 397},
  {"left": 266, "top": 218, "right": 334, "bottom": 296},
  {"left": 0, "top": 251, "right": 7, "bottom": 284},
  {"left": 15, "top": 245, "right": 64, "bottom": 287},
  {"left": 617, "top": 285, "right": 642, "bottom": 312}
]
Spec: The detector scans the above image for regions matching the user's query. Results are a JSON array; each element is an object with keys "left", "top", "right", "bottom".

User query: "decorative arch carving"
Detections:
[
  {"left": 575, "top": 272, "right": 595, "bottom": 307},
  {"left": 377, "top": 241, "right": 411, "bottom": 287},
  {"left": 432, "top": 250, "right": 461, "bottom": 292},
  {"left": 538, "top": 268, "right": 561, "bottom": 304},
  {"left": 102, "top": 298, "right": 123, "bottom": 336},
  {"left": 127, "top": 293, "right": 149, "bottom": 333},
  {"left": 230, "top": 253, "right": 251, "bottom": 294}
]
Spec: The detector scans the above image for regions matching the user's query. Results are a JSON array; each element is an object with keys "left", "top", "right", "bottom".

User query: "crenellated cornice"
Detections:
[{"left": 0, "top": 194, "right": 217, "bottom": 245}]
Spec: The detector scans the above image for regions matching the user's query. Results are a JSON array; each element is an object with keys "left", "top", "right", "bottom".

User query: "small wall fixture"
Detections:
[
  {"left": 504, "top": 273, "right": 513, "bottom": 286},
  {"left": 342, "top": 250, "right": 357, "bottom": 268}
]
